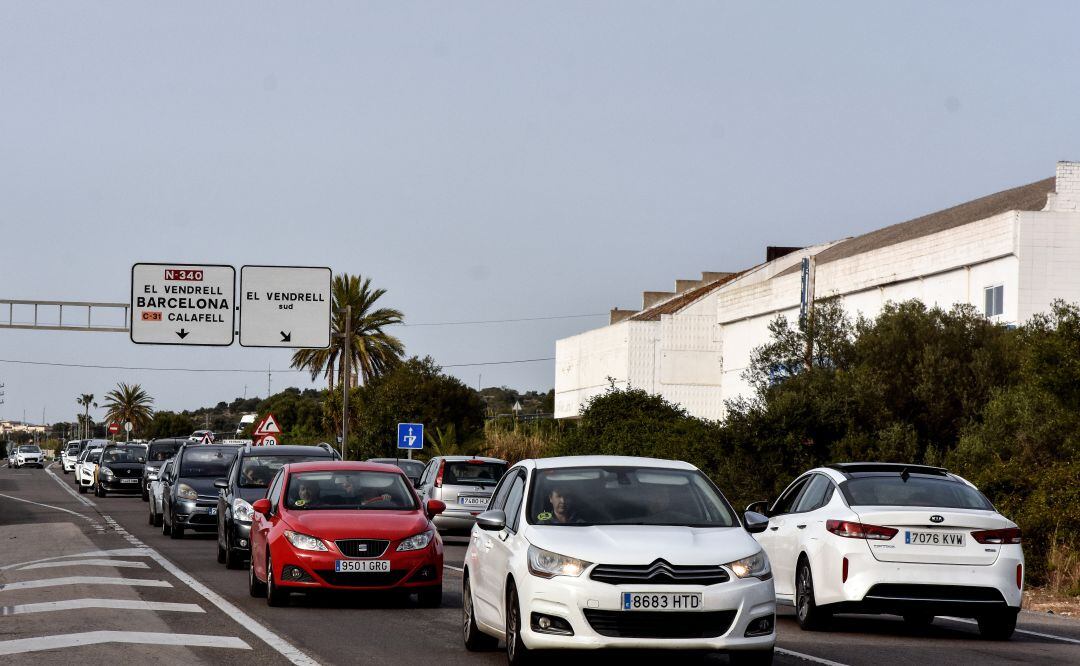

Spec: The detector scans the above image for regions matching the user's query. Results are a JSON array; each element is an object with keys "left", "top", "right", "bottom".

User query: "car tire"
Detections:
[
  {"left": 148, "top": 505, "right": 155, "bottom": 526},
  {"left": 266, "top": 554, "right": 288, "bottom": 607},
  {"left": 224, "top": 532, "right": 243, "bottom": 570},
  {"left": 462, "top": 575, "right": 497, "bottom": 651},
  {"left": 417, "top": 584, "right": 443, "bottom": 608},
  {"left": 152, "top": 509, "right": 162, "bottom": 527},
  {"left": 977, "top": 609, "right": 1018, "bottom": 640},
  {"left": 249, "top": 556, "right": 267, "bottom": 597},
  {"left": 63, "top": 469, "right": 68, "bottom": 475},
  {"left": 170, "top": 522, "right": 184, "bottom": 539},
  {"left": 795, "top": 558, "right": 830, "bottom": 631},
  {"left": 729, "top": 648, "right": 775, "bottom": 666},
  {"left": 505, "top": 583, "right": 533, "bottom": 665},
  {"left": 95, "top": 484, "right": 107, "bottom": 498},
  {"left": 141, "top": 488, "right": 149, "bottom": 502},
  {"left": 161, "top": 513, "right": 171, "bottom": 536},
  {"left": 78, "top": 482, "right": 87, "bottom": 494}
]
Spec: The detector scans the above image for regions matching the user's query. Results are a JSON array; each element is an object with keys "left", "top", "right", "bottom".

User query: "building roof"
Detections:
[
  {"left": 778, "top": 176, "right": 1055, "bottom": 277},
  {"left": 628, "top": 271, "right": 743, "bottom": 321}
]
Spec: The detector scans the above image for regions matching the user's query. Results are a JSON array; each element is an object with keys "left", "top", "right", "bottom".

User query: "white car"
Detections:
[
  {"left": 14, "top": 444, "right": 44, "bottom": 468},
  {"left": 61, "top": 440, "right": 83, "bottom": 474},
  {"left": 147, "top": 458, "right": 173, "bottom": 526},
  {"left": 462, "top": 456, "right": 776, "bottom": 665},
  {"left": 750, "top": 462, "right": 1023, "bottom": 640},
  {"left": 75, "top": 447, "right": 104, "bottom": 494}
]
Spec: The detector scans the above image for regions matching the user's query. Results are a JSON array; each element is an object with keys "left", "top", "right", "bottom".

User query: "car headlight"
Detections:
[
  {"left": 232, "top": 498, "right": 254, "bottom": 523},
  {"left": 100, "top": 467, "right": 115, "bottom": 479},
  {"left": 284, "top": 530, "right": 328, "bottom": 552},
  {"left": 527, "top": 545, "right": 591, "bottom": 579},
  {"left": 396, "top": 530, "right": 434, "bottom": 552},
  {"left": 724, "top": 550, "right": 772, "bottom": 580},
  {"left": 177, "top": 483, "right": 198, "bottom": 500},
  {"left": 147, "top": 469, "right": 159, "bottom": 480}
]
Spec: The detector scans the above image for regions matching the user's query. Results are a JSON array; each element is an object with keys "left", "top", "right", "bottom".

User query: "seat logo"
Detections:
[{"left": 930, "top": 515, "right": 944, "bottom": 523}]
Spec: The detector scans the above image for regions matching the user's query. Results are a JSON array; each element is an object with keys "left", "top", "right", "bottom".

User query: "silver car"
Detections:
[
  {"left": 147, "top": 458, "right": 173, "bottom": 527},
  {"left": 416, "top": 456, "right": 508, "bottom": 533}
]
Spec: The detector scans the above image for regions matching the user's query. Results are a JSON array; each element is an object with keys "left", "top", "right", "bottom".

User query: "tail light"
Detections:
[
  {"left": 433, "top": 460, "right": 446, "bottom": 488},
  {"left": 971, "top": 527, "right": 1022, "bottom": 545},
  {"left": 842, "top": 557, "right": 849, "bottom": 583},
  {"left": 826, "top": 519, "right": 898, "bottom": 541}
]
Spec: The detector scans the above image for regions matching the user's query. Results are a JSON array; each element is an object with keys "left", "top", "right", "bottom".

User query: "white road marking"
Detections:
[
  {"left": 0, "top": 576, "right": 171, "bottom": 591},
  {"left": 940, "top": 616, "right": 1080, "bottom": 645},
  {"left": 20, "top": 558, "right": 149, "bottom": 571},
  {"left": 1, "top": 598, "right": 203, "bottom": 615},
  {"left": 0, "top": 548, "right": 153, "bottom": 572},
  {"left": 44, "top": 462, "right": 96, "bottom": 507},
  {"left": 777, "top": 647, "right": 851, "bottom": 665},
  {"left": 444, "top": 564, "right": 464, "bottom": 572},
  {"left": 0, "top": 631, "right": 249, "bottom": 655},
  {"left": 0, "top": 492, "right": 99, "bottom": 528}
]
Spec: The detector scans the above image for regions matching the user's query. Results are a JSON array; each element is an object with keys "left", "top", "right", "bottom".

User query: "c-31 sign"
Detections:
[{"left": 130, "top": 262, "right": 330, "bottom": 348}]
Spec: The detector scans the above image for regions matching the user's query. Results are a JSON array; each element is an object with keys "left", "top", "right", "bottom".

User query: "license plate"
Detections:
[
  {"left": 905, "top": 530, "right": 965, "bottom": 546},
  {"left": 621, "top": 592, "right": 703, "bottom": 611},
  {"left": 207, "top": 507, "right": 217, "bottom": 516},
  {"left": 121, "top": 478, "right": 139, "bottom": 484},
  {"left": 335, "top": 559, "right": 391, "bottom": 573},
  {"left": 458, "top": 496, "right": 488, "bottom": 507}
]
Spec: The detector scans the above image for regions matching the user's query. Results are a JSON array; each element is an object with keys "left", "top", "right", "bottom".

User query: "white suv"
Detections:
[
  {"left": 750, "top": 462, "right": 1023, "bottom": 639},
  {"left": 462, "top": 456, "right": 776, "bottom": 665},
  {"left": 14, "top": 444, "right": 44, "bottom": 468},
  {"left": 75, "top": 447, "right": 104, "bottom": 494}
]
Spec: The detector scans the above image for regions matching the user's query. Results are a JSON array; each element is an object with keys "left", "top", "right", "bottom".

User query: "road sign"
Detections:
[
  {"left": 130, "top": 263, "right": 236, "bottom": 346},
  {"left": 253, "top": 413, "right": 281, "bottom": 437},
  {"left": 239, "top": 266, "right": 332, "bottom": 348},
  {"left": 108, "top": 422, "right": 120, "bottom": 434},
  {"left": 397, "top": 423, "right": 424, "bottom": 450},
  {"left": 124, "top": 422, "right": 133, "bottom": 433},
  {"left": 259, "top": 435, "right": 278, "bottom": 446}
]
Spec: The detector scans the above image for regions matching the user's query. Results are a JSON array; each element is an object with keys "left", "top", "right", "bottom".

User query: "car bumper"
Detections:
[
  {"left": 99, "top": 478, "right": 143, "bottom": 493},
  {"left": 512, "top": 571, "right": 776, "bottom": 651},
  {"left": 16, "top": 458, "right": 42, "bottom": 467},
  {"left": 817, "top": 546, "right": 1024, "bottom": 614},
  {"left": 63, "top": 459, "right": 77, "bottom": 471},
  {"left": 173, "top": 500, "right": 219, "bottom": 532},
  {"left": 229, "top": 520, "right": 253, "bottom": 551},
  {"left": 270, "top": 537, "right": 443, "bottom": 591},
  {"left": 79, "top": 473, "right": 95, "bottom": 486}
]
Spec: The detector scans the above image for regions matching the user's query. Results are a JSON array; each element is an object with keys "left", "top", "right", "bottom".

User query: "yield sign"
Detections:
[{"left": 253, "top": 413, "right": 281, "bottom": 437}]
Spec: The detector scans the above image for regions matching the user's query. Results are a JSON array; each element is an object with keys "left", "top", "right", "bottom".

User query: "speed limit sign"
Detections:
[{"left": 260, "top": 435, "right": 278, "bottom": 446}]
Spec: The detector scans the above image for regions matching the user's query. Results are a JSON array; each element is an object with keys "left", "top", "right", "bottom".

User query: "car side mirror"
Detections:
[
  {"left": 743, "top": 511, "right": 770, "bottom": 534},
  {"left": 213, "top": 478, "right": 228, "bottom": 490},
  {"left": 476, "top": 509, "right": 506, "bottom": 531},
  {"left": 426, "top": 499, "right": 446, "bottom": 518},
  {"left": 745, "top": 500, "right": 770, "bottom": 517},
  {"left": 252, "top": 499, "right": 272, "bottom": 517}
]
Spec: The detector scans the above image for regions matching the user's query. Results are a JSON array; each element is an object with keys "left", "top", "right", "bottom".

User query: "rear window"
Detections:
[
  {"left": 444, "top": 461, "right": 506, "bottom": 487},
  {"left": 841, "top": 475, "right": 993, "bottom": 510},
  {"left": 66, "top": 443, "right": 81, "bottom": 453},
  {"left": 149, "top": 441, "right": 183, "bottom": 462},
  {"left": 179, "top": 448, "right": 236, "bottom": 477},
  {"left": 239, "top": 455, "right": 328, "bottom": 488}
]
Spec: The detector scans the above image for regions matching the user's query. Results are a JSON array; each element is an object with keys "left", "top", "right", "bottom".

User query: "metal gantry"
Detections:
[{"left": 0, "top": 299, "right": 129, "bottom": 333}]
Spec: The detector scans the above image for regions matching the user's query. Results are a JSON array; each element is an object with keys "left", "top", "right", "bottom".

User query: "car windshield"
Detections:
[
  {"left": 841, "top": 475, "right": 994, "bottom": 510},
  {"left": 19, "top": 445, "right": 40, "bottom": 453},
  {"left": 66, "top": 444, "right": 81, "bottom": 453},
  {"left": 102, "top": 447, "right": 146, "bottom": 464},
  {"left": 148, "top": 441, "right": 183, "bottom": 461},
  {"left": 443, "top": 461, "right": 506, "bottom": 487},
  {"left": 179, "top": 448, "right": 236, "bottom": 477},
  {"left": 284, "top": 470, "right": 417, "bottom": 511},
  {"left": 239, "top": 455, "right": 327, "bottom": 488},
  {"left": 527, "top": 466, "right": 738, "bottom": 527},
  {"left": 87, "top": 450, "right": 102, "bottom": 463}
]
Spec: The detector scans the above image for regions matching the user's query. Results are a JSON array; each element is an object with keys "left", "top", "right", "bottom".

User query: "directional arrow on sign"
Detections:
[
  {"left": 176, "top": 329, "right": 189, "bottom": 339},
  {"left": 280, "top": 331, "right": 291, "bottom": 342}
]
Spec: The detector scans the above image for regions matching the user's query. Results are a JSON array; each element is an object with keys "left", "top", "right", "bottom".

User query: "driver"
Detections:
[
  {"left": 295, "top": 480, "right": 322, "bottom": 507},
  {"left": 544, "top": 485, "right": 581, "bottom": 524}
]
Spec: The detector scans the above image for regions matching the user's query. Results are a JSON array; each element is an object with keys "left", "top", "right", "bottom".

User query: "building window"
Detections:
[{"left": 984, "top": 285, "right": 1004, "bottom": 317}]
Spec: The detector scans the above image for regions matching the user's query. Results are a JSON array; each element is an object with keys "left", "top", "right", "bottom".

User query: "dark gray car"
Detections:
[{"left": 160, "top": 443, "right": 239, "bottom": 539}]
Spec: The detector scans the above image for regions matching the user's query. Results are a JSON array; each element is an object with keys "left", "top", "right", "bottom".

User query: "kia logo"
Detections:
[{"left": 930, "top": 515, "right": 944, "bottom": 523}]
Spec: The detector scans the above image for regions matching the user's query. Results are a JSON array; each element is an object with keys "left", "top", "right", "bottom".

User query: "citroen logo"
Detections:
[{"left": 930, "top": 515, "right": 944, "bottom": 523}]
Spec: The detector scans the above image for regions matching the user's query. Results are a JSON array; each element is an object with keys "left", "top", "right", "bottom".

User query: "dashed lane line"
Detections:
[
  {"left": 0, "top": 631, "right": 250, "bottom": 656},
  {"left": 444, "top": 564, "right": 464, "bottom": 572},
  {"left": 19, "top": 558, "right": 149, "bottom": 571},
  {"left": 939, "top": 616, "right": 1080, "bottom": 645},
  {"left": 1, "top": 598, "right": 204, "bottom": 616},
  {"left": 776, "top": 647, "right": 850, "bottom": 665},
  {"left": 0, "top": 576, "right": 172, "bottom": 592}
]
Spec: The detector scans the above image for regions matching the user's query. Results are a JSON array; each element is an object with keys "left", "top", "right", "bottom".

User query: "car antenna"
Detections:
[{"left": 900, "top": 467, "right": 910, "bottom": 482}]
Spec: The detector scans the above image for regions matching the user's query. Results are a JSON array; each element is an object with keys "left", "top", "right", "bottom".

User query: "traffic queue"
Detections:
[{"left": 45, "top": 432, "right": 1026, "bottom": 666}]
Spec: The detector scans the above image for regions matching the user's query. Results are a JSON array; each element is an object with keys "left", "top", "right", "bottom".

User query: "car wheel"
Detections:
[
  {"left": 462, "top": 575, "right": 497, "bottom": 651},
  {"left": 96, "top": 484, "right": 107, "bottom": 498},
  {"left": 224, "top": 531, "right": 243, "bottom": 570},
  {"left": 977, "top": 609, "right": 1018, "bottom": 640},
  {"left": 795, "top": 558, "right": 830, "bottom": 631},
  {"left": 78, "top": 482, "right": 87, "bottom": 494},
  {"left": 170, "top": 522, "right": 184, "bottom": 539},
  {"left": 63, "top": 469, "right": 69, "bottom": 475},
  {"left": 417, "top": 584, "right": 443, "bottom": 608},
  {"left": 266, "top": 554, "right": 288, "bottom": 607},
  {"left": 249, "top": 555, "right": 267, "bottom": 597},
  {"left": 147, "top": 505, "right": 155, "bottom": 526},
  {"left": 505, "top": 583, "right": 533, "bottom": 665},
  {"left": 141, "top": 488, "right": 149, "bottom": 502},
  {"left": 152, "top": 508, "right": 162, "bottom": 527},
  {"left": 729, "top": 648, "right": 775, "bottom": 666}
]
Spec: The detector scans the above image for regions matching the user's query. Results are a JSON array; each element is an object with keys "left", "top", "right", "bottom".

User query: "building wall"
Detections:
[
  {"left": 1016, "top": 210, "right": 1080, "bottom": 321},
  {"left": 555, "top": 321, "right": 653, "bottom": 418}
]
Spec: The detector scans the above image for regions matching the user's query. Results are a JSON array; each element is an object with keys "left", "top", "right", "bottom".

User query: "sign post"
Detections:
[
  {"left": 238, "top": 266, "right": 332, "bottom": 348},
  {"left": 108, "top": 422, "right": 119, "bottom": 441},
  {"left": 130, "top": 263, "right": 236, "bottom": 346},
  {"left": 397, "top": 423, "right": 424, "bottom": 460}
]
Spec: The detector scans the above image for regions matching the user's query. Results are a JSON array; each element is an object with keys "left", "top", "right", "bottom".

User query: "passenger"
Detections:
[{"left": 295, "top": 480, "right": 321, "bottom": 507}]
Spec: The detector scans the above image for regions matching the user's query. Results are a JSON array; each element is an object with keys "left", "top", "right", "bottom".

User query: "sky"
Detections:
[{"left": 2, "top": 2, "right": 1079, "bottom": 426}]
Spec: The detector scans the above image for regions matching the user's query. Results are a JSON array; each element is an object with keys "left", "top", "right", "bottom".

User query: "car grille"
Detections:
[
  {"left": 315, "top": 570, "right": 406, "bottom": 587},
  {"left": 335, "top": 539, "right": 390, "bottom": 558},
  {"left": 590, "top": 559, "right": 730, "bottom": 586},
  {"left": 864, "top": 584, "right": 1005, "bottom": 603},
  {"left": 583, "top": 609, "right": 737, "bottom": 638}
]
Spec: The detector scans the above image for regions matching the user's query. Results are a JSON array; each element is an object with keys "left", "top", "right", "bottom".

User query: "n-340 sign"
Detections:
[{"left": 130, "top": 263, "right": 331, "bottom": 348}]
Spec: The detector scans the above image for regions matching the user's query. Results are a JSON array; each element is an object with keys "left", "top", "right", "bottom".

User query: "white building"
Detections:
[{"left": 555, "top": 161, "right": 1080, "bottom": 420}]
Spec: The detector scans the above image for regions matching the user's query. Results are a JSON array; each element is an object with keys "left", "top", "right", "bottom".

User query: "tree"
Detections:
[
  {"left": 101, "top": 383, "right": 155, "bottom": 439},
  {"left": 291, "top": 273, "right": 405, "bottom": 391},
  {"left": 77, "top": 393, "right": 96, "bottom": 439},
  {"left": 146, "top": 411, "right": 197, "bottom": 440}
]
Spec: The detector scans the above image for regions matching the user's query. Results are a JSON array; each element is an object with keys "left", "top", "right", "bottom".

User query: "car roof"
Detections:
[
  {"left": 240, "top": 445, "right": 334, "bottom": 457},
  {"left": 528, "top": 455, "right": 698, "bottom": 471},
  {"left": 285, "top": 461, "right": 406, "bottom": 474},
  {"left": 435, "top": 456, "right": 507, "bottom": 464},
  {"left": 826, "top": 462, "right": 950, "bottom": 478}
]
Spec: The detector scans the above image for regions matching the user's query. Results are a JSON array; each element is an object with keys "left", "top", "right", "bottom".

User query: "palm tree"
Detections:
[
  {"left": 101, "top": 383, "right": 155, "bottom": 440},
  {"left": 291, "top": 274, "right": 405, "bottom": 390},
  {"left": 425, "top": 424, "right": 462, "bottom": 457},
  {"left": 77, "top": 394, "right": 96, "bottom": 439}
]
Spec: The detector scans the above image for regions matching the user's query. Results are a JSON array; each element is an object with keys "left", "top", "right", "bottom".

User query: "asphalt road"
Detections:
[{"left": 1, "top": 462, "right": 1077, "bottom": 665}]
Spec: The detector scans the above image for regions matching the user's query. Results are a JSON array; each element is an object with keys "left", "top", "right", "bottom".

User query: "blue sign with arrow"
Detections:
[{"left": 397, "top": 423, "right": 424, "bottom": 450}]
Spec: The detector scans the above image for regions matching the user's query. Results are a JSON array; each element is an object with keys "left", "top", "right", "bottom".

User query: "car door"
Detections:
[
  {"left": 417, "top": 459, "right": 437, "bottom": 501},
  {"left": 160, "top": 453, "right": 177, "bottom": 522},
  {"left": 472, "top": 469, "right": 518, "bottom": 627},
  {"left": 764, "top": 475, "right": 812, "bottom": 598},
  {"left": 787, "top": 474, "right": 835, "bottom": 585},
  {"left": 253, "top": 471, "right": 283, "bottom": 578},
  {"left": 482, "top": 470, "right": 527, "bottom": 630}
]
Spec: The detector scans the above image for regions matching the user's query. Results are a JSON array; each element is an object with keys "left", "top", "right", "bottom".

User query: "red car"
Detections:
[{"left": 248, "top": 461, "right": 446, "bottom": 606}]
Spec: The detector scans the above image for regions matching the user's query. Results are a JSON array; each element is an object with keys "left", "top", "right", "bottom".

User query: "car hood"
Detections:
[
  {"left": 176, "top": 476, "right": 219, "bottom": 497},
  {"left": 283, "top": 509, "right": 430, "bottom": 540},
  {"left": 101, "top": 462, "right": 143, "bottom": 473},
  {"left": 525, "top": 525, "right": 760, "bottom": 566},
  {"left": 237, "top": 487, "right": 269, "bottom": 503}
]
